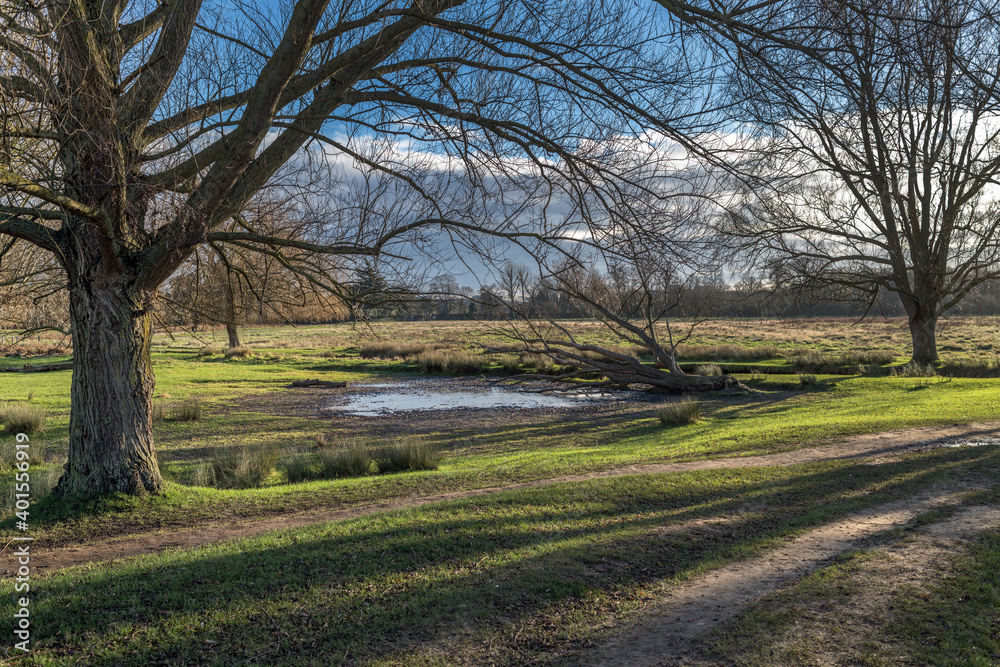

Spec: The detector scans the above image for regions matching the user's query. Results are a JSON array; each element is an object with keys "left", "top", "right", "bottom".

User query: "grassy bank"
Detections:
[{"left": 4, "top": 446, "right": 998, "bottom": 666}]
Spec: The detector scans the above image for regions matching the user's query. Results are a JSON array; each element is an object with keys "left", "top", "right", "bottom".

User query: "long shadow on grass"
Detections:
[{"left": 15, "top": 448, "right": 998, "bottom": 666}]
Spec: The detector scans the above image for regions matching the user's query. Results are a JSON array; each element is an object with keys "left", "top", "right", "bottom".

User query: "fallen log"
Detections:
[
  {"left": 289, "top": 379, "right": 347, "bottom": 388},
  {"left": 1, "top": 361, "right": 74, "bottom": 373}
]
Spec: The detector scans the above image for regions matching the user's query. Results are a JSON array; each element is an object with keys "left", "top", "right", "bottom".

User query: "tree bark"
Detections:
[
  {"left": 55, "top": 281, "right": 165, "bottom": 496},
  {"left": 226, "top": 322, "right": 241, "bottom": 349},
  {"left": 224, "top": 272, "right": 241, "bottom": 348},
  {"left": 901, "top": 297, "right": 939, "bottom": 364}
]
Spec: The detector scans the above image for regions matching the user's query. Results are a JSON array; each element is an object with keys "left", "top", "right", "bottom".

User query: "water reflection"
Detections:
[{"left": 330, "top": 385, "right": 595, "bottom": 416}]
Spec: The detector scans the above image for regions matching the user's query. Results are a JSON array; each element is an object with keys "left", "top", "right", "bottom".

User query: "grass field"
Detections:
[{"left": 1, "top": 317, "right": 999, "bottom": 665}]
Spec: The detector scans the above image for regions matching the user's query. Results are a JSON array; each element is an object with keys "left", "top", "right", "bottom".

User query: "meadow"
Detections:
[{"left": 1, "top": 317, "right": 999, "bottom": 665}]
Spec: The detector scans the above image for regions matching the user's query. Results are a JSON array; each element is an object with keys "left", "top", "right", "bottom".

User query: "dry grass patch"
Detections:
[
  {"left": 224, "top": 346, "right": 253, "bottom": 358},
  {"left": 674, "top": 344, "right": 782, "bottom": 361},
  {"left": 416, "top": 348, "right": 488, "bottom": 374},
  {"left": 0, "top": 403, "right": 46, "bottom": 434},
  {"left": 359, "top": 341, "right": 447, "bottom": 359}
]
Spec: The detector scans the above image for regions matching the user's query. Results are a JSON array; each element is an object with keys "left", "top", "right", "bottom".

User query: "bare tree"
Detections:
[
  {"left": 676, "top": 0, "right": 1000, "bottom": 363},
  {"left": 0, "top": 0, "right": 708, "bottom": 495},
  {"left": 490, "top": 244, "right": 738, "bottom": 392}
]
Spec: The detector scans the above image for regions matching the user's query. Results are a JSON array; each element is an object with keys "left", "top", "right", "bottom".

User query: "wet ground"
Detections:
[{"left": 325, "top": 378, "right": 635, "bottom": 416}]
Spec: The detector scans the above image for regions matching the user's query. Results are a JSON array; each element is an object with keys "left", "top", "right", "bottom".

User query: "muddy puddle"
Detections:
[{"left": 328, "top": 380, "right": 618, "bottom": 416}]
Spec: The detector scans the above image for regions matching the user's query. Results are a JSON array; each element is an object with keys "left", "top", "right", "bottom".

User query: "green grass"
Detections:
[
  {"left": 5, "top": 322, "right": 1000, "bottom": 664},
  {"left": 5, "top": 446, "right": 998, "bottom": 666},
  {"left": 9, "top": 361, "right": 1000, "bottom": 547},
  {"left": 892, "top": 531, "right": 1000, "bottom": 665}
]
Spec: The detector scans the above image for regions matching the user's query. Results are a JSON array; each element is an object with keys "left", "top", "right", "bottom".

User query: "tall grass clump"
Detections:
[
  {"left": 674, "top": 344, "right": 781, "bottom": 361},
  {"left": 693, "top": 363, "right": 722, "bottom": 377},
  {"left": 657, "top": 397, "right": 701, "bottom": 426},
  {"left": 197, "top": 345, "right": 223, "bottom": 356},
  {"left": 0, "top": 404, "right": 46, "bottom": 434},
  {"left": 207, "top": 444, "right": 278, "bottom": 489},
  {"left": 281, "top": 453, "right": 318, "bottom": 484},
  {"left": 0, "top": 439, "right": 45, "bottom": 470},
  {"left": 518, "top": 352, "right": 555, "bottom": 373},
  {"left": 169, "top": 399, "right": 204, "bottom": 421},
  {"left": 499, "top": 355, "right": 521, "bottom": 375},
  {"left": 797, "top": 373, "right": 821, "bottom": 389},
  {"left": 359, "top": 341, "right": 433, "bottom": 359},
  {"left": 937, "top": 356, "right": 1000, "bottom": 378},
  {"left": 891, "top": 361, "right": 937, "bottom": 377},
  {"left": 789, "top": 348, "right": 896, "bottom": 372},
  {"left": 0, "top": 465, "right": 61, "bottom": 517},
  {"left": 225, "top": 346, "right": 252, "bottom": 358},
  {"left": 318, "top": 441, "right": 374, "bottom": 478},
  {"left": 372, "top": 437, "right": 439, "bottom": 473},
  {"left": 416, "top": 348, "right": 487, "bottom": 374}
]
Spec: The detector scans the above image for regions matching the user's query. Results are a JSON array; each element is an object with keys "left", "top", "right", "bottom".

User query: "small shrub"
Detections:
[
  {"left": 170, "top": 400, "right": 204, "bottom": 422},
  {"left": 318, "top": 442, "right": 374, "bottom": 479},
  {"left": 282, "top": 454, "right": 318, "bottom": 484},
  {"left": 225, "top": 346, "right": 252, "bottom": 358},
  {"left": 198, "top": 346, "right": 223, "bottom": 356},
  {"left": 208, "top": 444, "right": 278, "bottom": 489},
  {"left": 693, "top": 363, "right": 722, "bottom": 377},
  {"left": 657, "top": 397, "right": 701, "bottom": 426},
  {"left": 372, "top": 438, "right": 440, "bottom": 473},
  {"left": 0, "top": 404, "right": 47, "bottom": 434}
]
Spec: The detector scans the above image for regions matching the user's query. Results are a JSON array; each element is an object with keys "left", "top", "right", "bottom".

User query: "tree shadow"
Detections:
[{"left": 20, "top": 447, "right": 997, "bottom": 665}]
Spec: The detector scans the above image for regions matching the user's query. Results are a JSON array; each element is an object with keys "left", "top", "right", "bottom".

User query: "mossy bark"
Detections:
[{"left": 55, "top": 280, "right": 165, "bottom": 496}]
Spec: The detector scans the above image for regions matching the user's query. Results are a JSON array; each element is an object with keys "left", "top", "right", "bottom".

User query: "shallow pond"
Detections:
[{"left": 330, "top": 383, "right": 603, "bottom": 416}]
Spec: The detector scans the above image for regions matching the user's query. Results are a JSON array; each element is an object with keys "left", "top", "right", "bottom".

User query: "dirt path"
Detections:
[
  {"left": 6, "top": 420, "right": 1000, "bottom": 577},
  {"left": 576, "top": 488, "right": 1000, "bottom": 666}
]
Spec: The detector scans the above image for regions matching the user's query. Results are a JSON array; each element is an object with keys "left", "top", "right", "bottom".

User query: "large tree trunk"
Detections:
[
  {"left": 55, "top": 280, "right": 165, "bottom": 496},
  {"left": 224, "top": 271, "right": 241, "bottom": 348},
  {"left": 226, "top": 322, "right": 241, "bottom": 349},
  {"left": 901, "top": 297, "right": 939, "bottom": 364}
]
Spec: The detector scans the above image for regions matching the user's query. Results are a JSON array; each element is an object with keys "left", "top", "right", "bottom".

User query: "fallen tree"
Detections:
[{"left": 494, "top": 331, "right": 741, "bottom": 392}]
